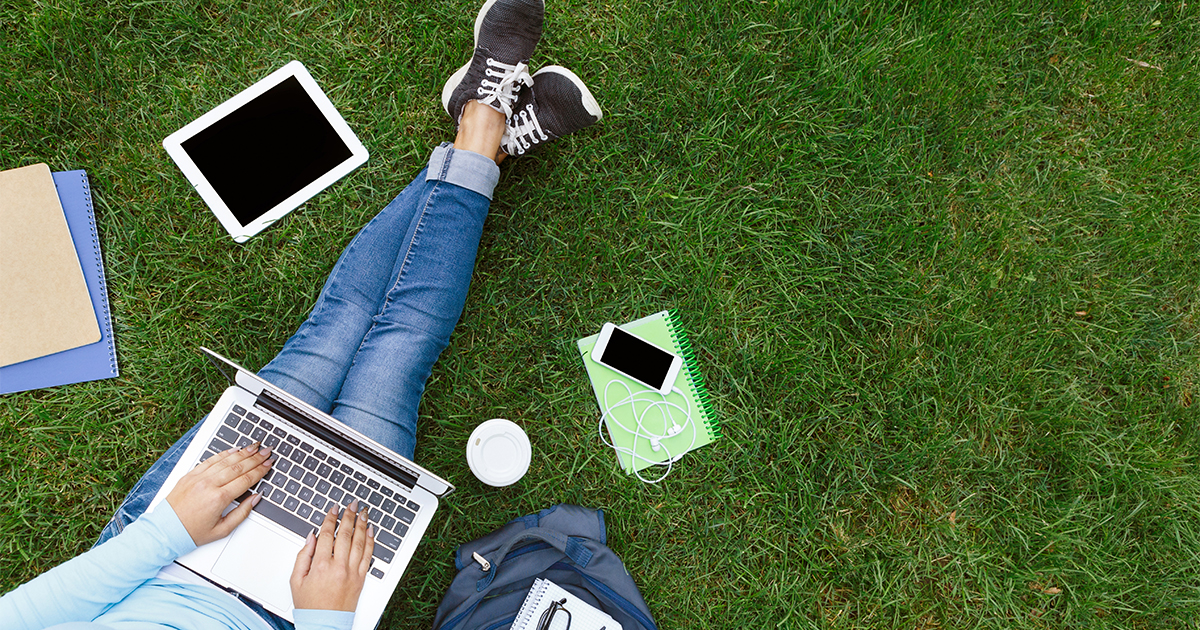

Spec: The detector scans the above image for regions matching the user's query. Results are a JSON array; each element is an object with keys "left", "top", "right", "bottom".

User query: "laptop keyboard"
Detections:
[{"left": 199, "top": 403, "right": 421, "bottom": 579}]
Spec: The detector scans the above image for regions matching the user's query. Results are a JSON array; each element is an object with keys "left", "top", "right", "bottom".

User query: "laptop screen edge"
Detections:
[{"left": 198, "top": 346, "right": 455, "bottom": 498}]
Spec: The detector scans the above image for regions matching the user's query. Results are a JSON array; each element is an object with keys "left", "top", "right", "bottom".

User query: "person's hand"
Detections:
[
  {"left": 165, "top": 442, "right": 274, "bottom": 546},
  {"left": 290, "top": 499, "right": 375, "bottom": 612}
]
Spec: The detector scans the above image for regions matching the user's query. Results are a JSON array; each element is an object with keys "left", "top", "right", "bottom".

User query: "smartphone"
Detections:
[{"left": 591, "top": 322, "right": 683, "bottom": 395}]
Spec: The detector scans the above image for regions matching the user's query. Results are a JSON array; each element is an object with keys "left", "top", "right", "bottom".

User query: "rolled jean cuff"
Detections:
[{"left": 426, "top": 142, "right": 500, "bottom": 200}]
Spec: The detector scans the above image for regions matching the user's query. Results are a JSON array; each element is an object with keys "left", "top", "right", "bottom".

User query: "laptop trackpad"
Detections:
[{"left": 212, "top": 520, "right": 303, "bottom": 613}]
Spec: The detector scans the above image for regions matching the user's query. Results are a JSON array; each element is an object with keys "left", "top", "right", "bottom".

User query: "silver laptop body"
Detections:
[{"left": 148, "top": 347, "right": 454, "bottom": 630}]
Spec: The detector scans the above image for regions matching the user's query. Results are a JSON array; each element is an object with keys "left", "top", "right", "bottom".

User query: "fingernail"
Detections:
[
  {"left": 369, "top": 525, "right": 375, "bottom": 538},
  {"left": 306, "top": 530, "right": 316, "bottom": 545},
  {"left": 261, "top": 447, "right": 272, "bottom": 457},
  {"left": 361, "top": 506, "right": 369, "bottom": 519},
  {"left": 252, "top": 493, "right": 263, "bottom": 506},
  {"left": 249, "top": 441, "right": 261, "bottom": 452},
  {"left": 349, "top": 499, "right": 359, "bottom": 512}
]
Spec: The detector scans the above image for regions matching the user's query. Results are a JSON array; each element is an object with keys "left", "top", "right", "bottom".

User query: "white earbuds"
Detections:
[{"left": 597, "top": 379, "right": 697, "bottom": 484}]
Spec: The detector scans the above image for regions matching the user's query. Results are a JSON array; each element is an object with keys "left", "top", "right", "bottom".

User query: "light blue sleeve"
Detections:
[
  {"left": 0, "top": 501, "right": 197, "bottom": 630},
  {"left": 294, "top": 609, "right": 355, "bottom": 630}
]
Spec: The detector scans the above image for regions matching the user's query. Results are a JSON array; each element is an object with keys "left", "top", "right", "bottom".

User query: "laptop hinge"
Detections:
[{"left": 254, "top": 390, "right": 419, "bottom": 491}]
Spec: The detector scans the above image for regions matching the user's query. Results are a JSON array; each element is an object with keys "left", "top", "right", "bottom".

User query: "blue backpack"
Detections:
[{"left": 431, "top": 505, "right": 658, "bottom": 630}]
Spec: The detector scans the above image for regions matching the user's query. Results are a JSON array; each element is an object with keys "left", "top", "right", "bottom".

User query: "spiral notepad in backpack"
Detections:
[
  {"left": 577, "top": 310, "right": 720, "bottom": 473},
  {"left": 512, "top": 578, "right": 621, "bottom": 630}
]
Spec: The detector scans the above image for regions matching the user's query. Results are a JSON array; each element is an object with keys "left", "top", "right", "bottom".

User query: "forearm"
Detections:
[
  {"left": 294, "top": 609, "right": 355, "bottom": 630},
  {"left": 0, "top": 502, "right": 196, "bottom": 630}
]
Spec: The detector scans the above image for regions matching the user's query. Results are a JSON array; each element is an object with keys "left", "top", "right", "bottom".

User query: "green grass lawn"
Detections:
[{"left": 3, "top": 0, "right": 1199, "bottom": 627}]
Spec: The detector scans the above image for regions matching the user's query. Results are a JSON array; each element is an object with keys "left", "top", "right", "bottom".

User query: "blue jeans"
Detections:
[{"left": 93, "top": 144, "right": 500, "bottom": 629}]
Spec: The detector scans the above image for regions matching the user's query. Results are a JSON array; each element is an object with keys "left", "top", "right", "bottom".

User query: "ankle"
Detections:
[{"left": 453, "top": 101, "right": 507, "bottom": 163}]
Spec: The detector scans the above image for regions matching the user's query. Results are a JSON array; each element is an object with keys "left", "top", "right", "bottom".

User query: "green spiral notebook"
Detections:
[{"left": 576, "top": 310, "right": 720, "bottom": 473}]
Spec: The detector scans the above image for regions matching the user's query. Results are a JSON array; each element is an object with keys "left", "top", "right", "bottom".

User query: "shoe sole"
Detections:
[
  {"left": 533, "top": 65, "right": 603, "bottom": 122},
  {"left": 441, "top": 0, "right": 539, "bottom": 117},
  {"left": 473, "top": 0, "right": 499, "bottom": 42}
]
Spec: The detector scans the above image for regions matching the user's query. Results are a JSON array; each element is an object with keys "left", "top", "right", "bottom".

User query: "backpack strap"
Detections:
[
  {"left": 476, "top": 527, "right": 594, "bottom": 591},
  {"left": 454, "top": 505, "right": 604, "bottom": 570}
]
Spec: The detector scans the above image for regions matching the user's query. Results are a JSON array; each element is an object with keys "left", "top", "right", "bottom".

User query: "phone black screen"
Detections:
[
  {"left": 599, "top": 327, "right": 675, "bottom": 389},
  {"left": 181, "top": 76, "right": 353, "bottom": 227}
]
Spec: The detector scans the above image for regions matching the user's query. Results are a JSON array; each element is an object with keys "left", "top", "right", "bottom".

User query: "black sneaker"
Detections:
[
  {"left": 500, "top": 65, "right": 603, "bottom": 156},
  {"left": 441, "top": 0, "right": 544, "bottom": 123}
]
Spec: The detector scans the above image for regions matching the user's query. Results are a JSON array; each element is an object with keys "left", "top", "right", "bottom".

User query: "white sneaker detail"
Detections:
[
  {"left": 502, "top": 103, "right": 549, "bottom": 155},
  {"left": 475, "top": 59, "right": 534, "bottom": 118}
]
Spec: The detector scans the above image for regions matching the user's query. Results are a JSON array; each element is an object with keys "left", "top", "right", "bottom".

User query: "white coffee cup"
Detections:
[{"left": 466, "top": 418, "right": 531, "bottom": 487}]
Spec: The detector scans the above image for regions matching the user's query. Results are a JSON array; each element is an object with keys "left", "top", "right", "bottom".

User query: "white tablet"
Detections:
[{"left": 163, "top": 61, "right": 369, "bottom": 242}]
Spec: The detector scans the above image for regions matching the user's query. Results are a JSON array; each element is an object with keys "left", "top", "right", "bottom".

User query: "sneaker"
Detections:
[
  {"left": 441, "top": 0, "right": 544, "bottom": 123},
  {"left": 500, "top": 65, "right": 603, "bottom": 156}
]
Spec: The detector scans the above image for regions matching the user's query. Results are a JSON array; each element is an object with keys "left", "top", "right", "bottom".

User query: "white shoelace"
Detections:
[
  {"left": 502, "top": 103, "right": 549, "bottom": 156},
  {"left": 475, "top": 58, "right": 533, "bottom": 118}
]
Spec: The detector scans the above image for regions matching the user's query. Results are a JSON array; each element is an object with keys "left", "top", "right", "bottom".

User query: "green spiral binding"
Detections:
[{"left": 666, "top": 309, "right": 720, "bottom": 439}]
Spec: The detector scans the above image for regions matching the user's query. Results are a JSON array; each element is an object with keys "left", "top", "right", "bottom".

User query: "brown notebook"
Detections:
[{"left": 0, "top": 163, "right": 101, "bottom": 367}]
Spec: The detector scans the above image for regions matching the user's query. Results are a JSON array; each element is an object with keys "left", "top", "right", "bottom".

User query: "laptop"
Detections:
[{"left": 147, "top": 348, "right": 454, "bottom": 630}]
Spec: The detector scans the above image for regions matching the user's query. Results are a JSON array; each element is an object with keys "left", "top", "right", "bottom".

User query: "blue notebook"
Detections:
[{"left": 0, "top": 170, "right": 118, "bottom": 394}]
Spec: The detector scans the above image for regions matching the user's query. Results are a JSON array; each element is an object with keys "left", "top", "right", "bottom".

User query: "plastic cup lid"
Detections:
[{"left": 466, "top": 418, "right": 531, "bottom": 487}]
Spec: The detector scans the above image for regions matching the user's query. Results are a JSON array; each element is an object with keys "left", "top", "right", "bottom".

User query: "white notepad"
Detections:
[{"left": 511, "top": 578, "right": 621, "bottom": 630}]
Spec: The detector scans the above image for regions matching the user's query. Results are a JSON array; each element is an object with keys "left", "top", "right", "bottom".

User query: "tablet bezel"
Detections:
[{"left": 163, "top": 60, "right": 369, "bottom": 243}]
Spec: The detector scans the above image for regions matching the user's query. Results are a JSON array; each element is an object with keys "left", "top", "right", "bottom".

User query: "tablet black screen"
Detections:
[{"left": 181, "top": 76, "right": 353, "bottom": 227}]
